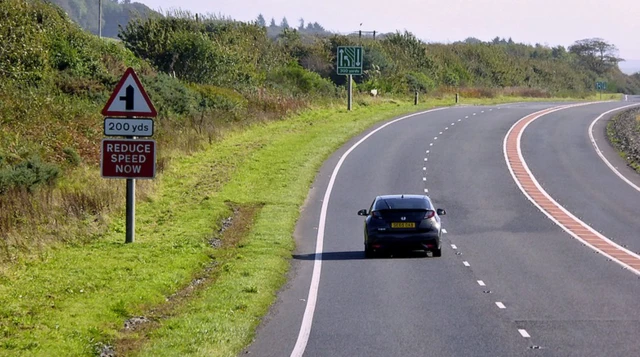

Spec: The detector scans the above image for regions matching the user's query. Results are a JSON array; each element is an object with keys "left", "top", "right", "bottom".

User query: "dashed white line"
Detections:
[
  {"left": 458, "top": 119, "right": 461, "bottom": 122},
  {"left": 451, "top": 123, "right": 454, "bottom": 125},
  {"left": 439, "top": 132, "right": 443, "bottom": 135},
  {"left": 489, "top": 109, "right": 493, "bottom": 111},
  {"left": 518, "top": 329, "right": 531, "bottom": 338},
  {"left": 445, "top": 127, "right": 449, "bottom": 130},
  {"left": 423, "top": 167, "right": 426, "bottom": 171},
  {"left": 424, "top": 158, "right": 428, "bottom": 161},
  {"left": 423, "top": 177, "right": 427, "bottom": 181},
  {"left": 424, "top": 188, "right": 429, "bottom": 193},
  {"left": 442, "top": 228, "right": 447, "bottom": 234},
  {"left": 481, "top": 111, "right": 484, "bottom": 113},
  {"left": 473, "top": 113, "right": 476, "bottom": 116},
  {"left": 430, "top": 143, "right": 433, "bottom": 146},
  {"left": 495, "top": 302, "right": 506, "bottom": 309},
  {"left": 451, "top": 244, "right": 457, "bottom": 249},
  {"left": 434, "top": 137, "right": 438, "bottom": 140},
  {"left": 426, "top": 150, "right": 430, "bottom": 154},
  {"left": 477, "top": 280, "right": 486, "bottom": 286},
  {"left": 463, "top": 261, "right": 470, "bottom": 267},
  {"left": 465, "top": 116, "right": 469, "bottom": 118}
]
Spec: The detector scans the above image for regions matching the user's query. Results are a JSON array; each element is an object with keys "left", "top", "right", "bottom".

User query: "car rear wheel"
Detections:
[
  {"left": 364, "top": 244, "right": 374, "bottom": 258},
  {"left": 431, "top": 248, "right": 442, "bottom": 257}
]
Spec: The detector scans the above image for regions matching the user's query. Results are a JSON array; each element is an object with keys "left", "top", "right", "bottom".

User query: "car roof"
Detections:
[{"left": 377, "top": 194, "right": 430, "bottom": 200}]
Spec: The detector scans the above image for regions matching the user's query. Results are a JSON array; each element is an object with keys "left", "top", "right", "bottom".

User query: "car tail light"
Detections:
[
  {"left": 424, "top": 210, "right": 435, "bottom": 219},
  {"left": 371, "top": 211, "right": 382, "bottom": 219}
]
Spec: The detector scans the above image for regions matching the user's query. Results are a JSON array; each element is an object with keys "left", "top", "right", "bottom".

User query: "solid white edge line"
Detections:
[
  {"left": 289, "top": 107, "right": 449, "bottom": 357},
  {"left": 503, "top": 103, "right": 640, "bottom": 278},
  {"left": 588, "top": 103, "right": 640, "bottom": 193},
  {"left": 495, "top": 302, "right": 506, "bottom": 309},
  {"left": 477, "top": 280, "right": 486, "bottom": 286},
  {"left": 518, "top": 329, "right": 531, "bottom": 338}
]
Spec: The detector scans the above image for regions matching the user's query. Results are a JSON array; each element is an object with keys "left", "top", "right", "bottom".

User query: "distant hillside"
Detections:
[{"left": 49, "top": 0, "right": 160, "bottom": 37}]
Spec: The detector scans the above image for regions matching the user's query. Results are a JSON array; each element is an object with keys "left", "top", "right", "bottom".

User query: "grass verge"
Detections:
[{"left": 0, "top": 94, "right": 622, "bottom": 356}]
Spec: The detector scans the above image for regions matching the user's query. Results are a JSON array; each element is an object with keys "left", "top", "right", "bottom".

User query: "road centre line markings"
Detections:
[
  {"left": 290, "top": 107, "right": 449, "bottom": 357},
  {"left": 423, "top": 167, "right": 427, "bottom": 171},
  {"left": 463, "top": 261, "right": 470, "bottom": 267},
  {"left": 458, "top": 119, "right": 462, "bottom": 121},
  {"left": 451, "top": 244, "right": 457, "bottom": 249},
  {"left": 426, "top": 150, "right": 430, "bottom": 153},
  {"left": 424, "top": 158, "right": 428, "bottom": 161},
  {"left": 465, "top": 116, "right": 469, "bottom": 118},
  {"left": 518, "top": 329, "right": 531, "bottom": 338},
  {"left": 423, "top": 177, "right": 427, "bottom": 181},
  {"left": 451, "top": 123, "right": 454, "bottom": 125},
  {"left": 439, "top": 131, "right": 443, "bottom": 134},
  {"left": 473, "top": 113, "right": 476, "bottom": 115},
  {"left": 477, "top": 280, "right": 486, "bottom": 286},
  {"left": 434, "top": 137, "right": 438, "bottom": 140},
  {"left": 588, "top": 103, "right": 640, "bottom": 193},
  {"left": 430, "top": 143, "right": 434, "bottom": 146},
  {"left": 424, "top": 188, "right": 429, "bottom": 193},
  {"left": 504, "top": 103, "right": 640, "bottom": 277},
  {"left": 495, "top": 302, "right": 506, "bottom": 309}
]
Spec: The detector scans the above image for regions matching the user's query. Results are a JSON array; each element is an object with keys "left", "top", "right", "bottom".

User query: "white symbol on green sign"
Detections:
[
  {"left": 596, "top": 81, "right": 606, "bottom": 90},
  {"left": 337, "top": 46, "right": 363, "bottom": 75}
]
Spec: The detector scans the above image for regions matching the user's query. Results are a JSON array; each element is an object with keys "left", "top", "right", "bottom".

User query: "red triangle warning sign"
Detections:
[{"left": 102, "top": 68, "right": 157, "bottom": 117}]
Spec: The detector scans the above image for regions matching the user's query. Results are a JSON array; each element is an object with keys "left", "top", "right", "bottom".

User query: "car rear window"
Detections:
[{"left": 374, "top": 198, "right": 431, "bottom": 210}]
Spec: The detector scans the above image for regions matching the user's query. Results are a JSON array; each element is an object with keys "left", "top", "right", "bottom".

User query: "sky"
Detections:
[{"left": 137, "top": 0, "right": 640, "bottom": 60}]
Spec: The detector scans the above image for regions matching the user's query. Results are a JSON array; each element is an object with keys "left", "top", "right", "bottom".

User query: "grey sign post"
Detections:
[
  {"left": 596, "top": 81, "right": 607, "bottom": 100},
  {"left": 337, "top": 46, "right": 363, "bottom": 111}
]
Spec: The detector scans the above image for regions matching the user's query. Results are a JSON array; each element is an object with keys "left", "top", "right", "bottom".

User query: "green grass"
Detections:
[{"left": 0, "top": 94, "right": 623, "bottom": 356}]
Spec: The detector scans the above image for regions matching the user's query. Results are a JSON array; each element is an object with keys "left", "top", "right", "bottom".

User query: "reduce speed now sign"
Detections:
[{"left": 101, "top": 139, "right": 156, "bottom": 179}]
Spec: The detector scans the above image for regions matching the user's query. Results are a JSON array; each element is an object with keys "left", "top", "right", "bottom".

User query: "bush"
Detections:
[
  {"left": 267, "top": 63, "right": 337, "bottom": 97},
  {"left": 0, "top": 156, "right": 60, "bottom": 193},
  {"left": 62, "top": 147, "right": 82, "bottom": 166}
]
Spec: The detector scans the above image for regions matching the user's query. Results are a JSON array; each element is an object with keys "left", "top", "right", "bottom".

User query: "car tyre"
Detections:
[
  {"left": 364, "top": 244, "right": 374, "bottom": 258},
  {"left": 432, "top": 248, "right": 442, "bottom": 257}
]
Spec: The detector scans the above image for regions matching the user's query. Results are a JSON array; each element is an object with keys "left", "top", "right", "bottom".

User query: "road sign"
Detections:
[
  {"left": 337, "top": 46, "right": 363, "bottom": 75},
  {"left": 102, "top": 68, "right": 157, "bottom": 117},
  {"left": 101, "top": 139, "right": 156, "bottom": 179},
  {"left": 596, "top": 81, "right": 607, "bottom": 90},
  {"left": 104, "top": 118, "right": 154, "bottom": 137}
]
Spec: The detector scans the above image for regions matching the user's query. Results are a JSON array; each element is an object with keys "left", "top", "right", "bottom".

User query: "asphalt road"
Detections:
[{"left": 245, "top": 99, "right": 640, "bottom": 357}]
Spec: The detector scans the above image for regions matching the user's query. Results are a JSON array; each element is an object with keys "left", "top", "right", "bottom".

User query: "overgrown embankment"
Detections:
[{"left": 607, "top": 107, "right": 640, "bottom": 171}]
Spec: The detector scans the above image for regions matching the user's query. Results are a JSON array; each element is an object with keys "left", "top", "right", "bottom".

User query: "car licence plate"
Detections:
[{"left": 391, "top": 222, "right": 415, "bottom": 228}]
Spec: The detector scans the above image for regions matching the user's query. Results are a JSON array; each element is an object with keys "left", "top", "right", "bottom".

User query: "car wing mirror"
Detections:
[
  {"left": 436, "top": 208, "right": 446, "bottom": 216},
  {"left": 357, "top": 209, "right": 368, "bottom": 216}
]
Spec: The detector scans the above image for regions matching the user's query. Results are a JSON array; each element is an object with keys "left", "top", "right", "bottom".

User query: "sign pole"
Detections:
[
  {"left": 347, "top": 75, "right": 353, "bottom": 111},
  {"left": 126, "top": 177, "right": 135, "bottom": 243}
]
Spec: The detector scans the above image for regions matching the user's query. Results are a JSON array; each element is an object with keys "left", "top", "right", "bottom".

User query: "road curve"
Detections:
[{"left": 245, "top": 101, "right": 640, "bottom": 357}]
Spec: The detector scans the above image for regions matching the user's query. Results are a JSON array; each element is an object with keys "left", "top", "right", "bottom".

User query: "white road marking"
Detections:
[
  {"left": 489, "top": 109, "right": 493, "bottom": 111},
  {"left": 442, "top": 228, "right": 447, "bottom": 234},
  {"left": 439, "top": 131, "right": 443, "bottom": 135},
  {"left": 424, "top": 158, "right": 428, "bottom": 161},
  {"left": 451, "top": 123, "right": 454, "bottom": 125},
  {"left": 290, "top": 107, "right": 449, "bottom": 357},
  {"left": 481, "top": 111, "right": 484, "bottom": 113},
  {"left": 430, "top": 143, "right": 433, "bottom": 146},
  {"left": 477, "top": 280, "right": 486, "bottom": 286},
  {"left": 518, "top": 329, "right": 530, "bottom": 338},
  {"left": 465, "top": 116, "right": 469, "bottom": 118},
  {"left": 458, "top": 119, "right": 462, "bottom": 122},
  {"left": 504, "top": 103, "right": 640, "bottom": 277},
  {"left": 496, "top": 302, "right": 506, "bottom": 309},
  {"left": 423, "top": 177, "right": 427, "bottom": 181},
  {"left": 588, "top": 103, "right": 640, "bottom": 193},
  {"left": 423, "top": 167, "right": 426, "bottom": 171},
  {"left": 463, "top": 261, "right": 470, "bottom": 267},
  {"left": 445, "top": 127, "right": 449, "bottom": 130},
  {"left": 424, "top": 188, "right": 429, "bottom": 193},
  {"left": 473, "top": 113, "right": 476, "bottom": 116},
  {"left": 451, "top": 244, "right": 457, "bottom": 249},
  {"left": 434, "top": 137, "right": 438, "bottom": 140},
  {"left": 426, "top": 150, "right": 430, "bottom": 154}
]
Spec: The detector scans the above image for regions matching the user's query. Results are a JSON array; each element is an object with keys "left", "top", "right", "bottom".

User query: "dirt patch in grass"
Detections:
[{"left": 111, "top": 202, "right": 263, "bottom": 356}]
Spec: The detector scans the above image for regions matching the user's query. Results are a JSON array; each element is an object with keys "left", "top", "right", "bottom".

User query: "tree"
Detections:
[
  {"left": 256, "top": 14, "right": 266, "bottom": 27},
  {"left": 281, "top": 17, "right": 289, "bottom": 29},
  {"left": 569, "top": 38, "right": 622, "bottom": 74},
  {"left": 298, "top": 18, "right": 305, "bottom": 31},
  {"left": 269, "top": 17, "right": 276, "bottom": 27}
]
